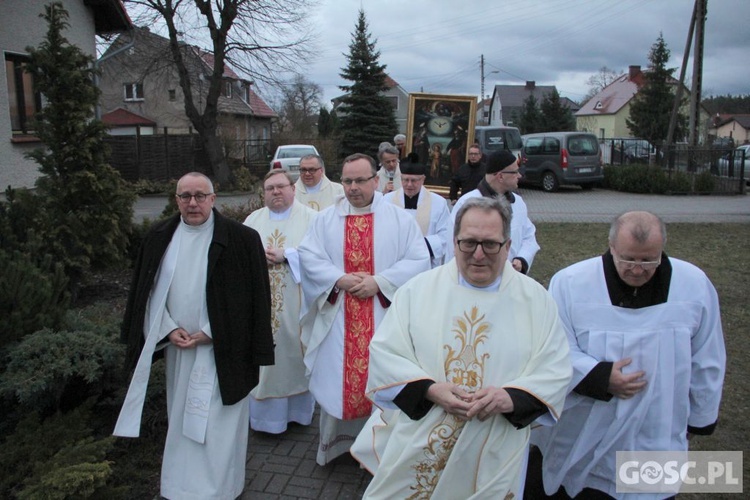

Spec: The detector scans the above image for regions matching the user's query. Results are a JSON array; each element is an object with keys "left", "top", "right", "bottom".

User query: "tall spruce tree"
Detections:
[
  {"left": 627, "top": 33, "right": 686, "bottom": 153},
  {"left": 25, "top": 2, "right": 135, "bottom": 291},
  {"left": 540, "top": 89, "right": 575, "bottom": 131},
  {"left": 517, "top": 94, "right": 543, "bottom": 134},
  {"left": 338, "top": 9, "right": 398, "bottom": 159}
]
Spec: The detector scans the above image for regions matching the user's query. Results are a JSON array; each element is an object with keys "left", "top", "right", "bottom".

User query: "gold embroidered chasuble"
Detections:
[
  {"left": 243, "top": 202, "right": 317, "bottom": 399},
  {"left": 354, "top": 260, "right": 571, "bottom": 499}
]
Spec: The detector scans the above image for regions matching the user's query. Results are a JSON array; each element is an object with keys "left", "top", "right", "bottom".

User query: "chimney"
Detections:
[
  {"left": 628, "top": 65, "right": 641, "bottom": 80},
  {"left": 525, "top": 81, "right": 536, "bottom": 90}
]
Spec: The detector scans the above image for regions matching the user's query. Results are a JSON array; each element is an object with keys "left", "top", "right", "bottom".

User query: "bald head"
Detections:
[{"left": 608, "top": 211, "right": 667, "bottom": 247}]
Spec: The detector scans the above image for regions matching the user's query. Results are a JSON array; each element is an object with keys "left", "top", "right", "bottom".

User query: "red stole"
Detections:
[{"left": 342, "top": 213, "right": 375, "bottom": 420}]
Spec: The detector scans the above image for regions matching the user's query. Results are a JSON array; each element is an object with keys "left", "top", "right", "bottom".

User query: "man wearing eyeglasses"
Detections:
[
  {"left": 451, "top": 149, "right": 540, "bottom": 275},
  {"left": 350, "top": 196, "right": 571, "bottom": 498},
  {"left": 448, "top": 143, "right": 486, "bottom": 205},
  {"left": 383, "top": 158, "right": 453, "bottom": 268},
  {"left": 532, "top": 211, "right": 725, "bottom": 499},
  {"left": 294, "top": 154, "right": 344, "bottom": 211},
  {"left": 243, "top": 171, "right": 318, "bottom": 434},
  {"left": 115, "top": 172, "right": 274, "bottom": 499},
  {"left": 298, "top": 153, "right": 431, "bottom": 465}
]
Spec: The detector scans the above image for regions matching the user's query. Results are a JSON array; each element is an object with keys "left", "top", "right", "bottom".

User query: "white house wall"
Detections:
[{"left": 0, "top": 0, "right": 98, "bottom": 189}]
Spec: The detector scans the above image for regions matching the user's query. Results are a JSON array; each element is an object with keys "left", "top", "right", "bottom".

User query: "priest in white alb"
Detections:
[
  {"left": 383, "top": 156, "right": 453, "bottom": 268},
  {"left": 351, "top": 196, "right": 571, "bottom": 499},
  {"left": 451, "top": 149, "right": 539, "bottom": 274},
  {"left": 294, "top": 154, "right": 344, "bottom": 211},
  {"left": 244, "top": 171, "right": 318, "bottom": 433},
  {"left": 298, "top": 153, "right": 431, "bottom": 465},
  {"left": 114, "top": 172, "right": 273, "bottom": 499},
  {"left": 532, "top": 211, "right": 726, "bottom": 499}
]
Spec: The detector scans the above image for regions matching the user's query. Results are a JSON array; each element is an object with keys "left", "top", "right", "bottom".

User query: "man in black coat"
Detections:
[
  {"left": 448, "top": 143, "right": 485, "bottom": 205},
  {"left": 114, "top": 172, "right": 273, "bottom": 499}
]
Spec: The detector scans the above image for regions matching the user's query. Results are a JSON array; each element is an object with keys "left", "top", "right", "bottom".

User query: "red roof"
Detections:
[
  {"left": 193, "top": 47, "right": 240, "bottom": 79},
  {"left": 102, "top": 107, "right": 156, "bottom": 126},
  {"left": 246, "top": 88, "right": 276, "bottom": 118}
]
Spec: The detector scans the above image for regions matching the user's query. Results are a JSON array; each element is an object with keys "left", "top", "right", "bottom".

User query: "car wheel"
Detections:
[{"left": 541, "top": 171, "right": 559, "bottom": 192}]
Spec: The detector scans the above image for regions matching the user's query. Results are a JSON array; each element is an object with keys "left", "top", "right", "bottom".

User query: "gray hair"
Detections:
[
  {"left": 454, "top": 196, "right": 512, "bottom": 241},
  {"left": 608, "top": 211, "right": 667, "bottom": 246},
  {"left": 394, "top": 134, "right": 406, "bottom": 142},
  {"left": 342, "top": 153, "right": 377, "bottom": 176},
  {"left": 378, "top": 143, "right": 400, "bottom": 160},
  {"left": 300, "top": 154, "right": 325, "bottom": 170}
]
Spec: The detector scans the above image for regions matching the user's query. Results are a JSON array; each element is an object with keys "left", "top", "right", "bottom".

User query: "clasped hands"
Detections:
[
  {"left": 426, "top": 382, "right": 514, "bottom": 422},
  {"left": 335, "top": 272, "right": 380, "bottom": 299},
  {"left": 265, "top": 246, "right": 285, "bottom": 266},
  {"left": 168, "top": 328, "right": 212, "bottom": 349}
]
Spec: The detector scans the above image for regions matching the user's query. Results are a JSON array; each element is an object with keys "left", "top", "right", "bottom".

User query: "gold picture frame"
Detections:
[{"left": 407, "top": 93, "right": 477, "bottom": 185}]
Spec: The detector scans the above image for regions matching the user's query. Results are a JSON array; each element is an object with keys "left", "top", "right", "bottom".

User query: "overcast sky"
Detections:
[{"left": 294, "top": 0, "right": 749, "bottom": 107}]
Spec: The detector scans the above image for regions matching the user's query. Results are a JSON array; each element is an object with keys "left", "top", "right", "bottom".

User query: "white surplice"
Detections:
[
  {"left": 384, "top": 186, "right": 453, "bottom": 268},
  {"left": 351, "top": 259, "right": 571, "bottom": 499},
  {"left": 536, "top": 256, "right": 726, "bottom": 500},
  {"left": 294, "top": 176, "right": 344, "bottom": 211},
  {"left": 298, "top": 192, "right": 431, "bottom": 463},
  {"left": 243, "top": 200, "right": 318, "bottom": 433},
  {"left": 450, "top": 189, "right": 540, "bottom": 269},
  {"left": 114, "top": 213, "right": 248, "bottom": 500}
]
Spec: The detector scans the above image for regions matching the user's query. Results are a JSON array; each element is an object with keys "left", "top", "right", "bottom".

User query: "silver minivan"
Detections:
[{"left": 521, "top": 132, "right": 603, "bottom": 191}]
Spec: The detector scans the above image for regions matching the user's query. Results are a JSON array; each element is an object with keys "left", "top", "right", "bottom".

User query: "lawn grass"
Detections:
[{"left": 532, "top": 222, "right": 750, "bottom": 498}]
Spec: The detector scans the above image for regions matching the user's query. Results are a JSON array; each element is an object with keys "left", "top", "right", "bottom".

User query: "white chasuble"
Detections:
[
  {"left": 294, "top": 176, "right": 345, "bottom": 211},
  {"left": 353, "top": 260, "right": 571, "bottom": 499},
  {"left": 243, "top": 201, "right": 317, "bottom": 400},
  {"left": 298, "top": 192, "right": 431, "bottom": 420},
  {"left": 537, "top": 257, "right": 725, "bottom": 499}
]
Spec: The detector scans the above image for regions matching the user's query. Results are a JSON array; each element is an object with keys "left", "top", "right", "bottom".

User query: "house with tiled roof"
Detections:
[
  {"left": 1, "top": 0, "right": 131, "bottom": 189},
  {"left": 487, "top": 81, "right": 579, "bottom": 127},
  {"left": 709, "top": 114, "right": 750, "bottom": 145},
  {"left": 98, "top": 26, "right": 276, "bottom": 159},
  {"left": 331, "top": 74, "right": 410, "bottom": 134},
  {"left": 576, "top": 65, "right": 709, "bottom": 141}
]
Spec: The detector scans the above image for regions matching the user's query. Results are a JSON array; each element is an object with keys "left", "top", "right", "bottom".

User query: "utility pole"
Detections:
[
  {"left": 688, "top": 0, "right": 706, "bottom": 146},
  {"left": 666, "top": 0, "right": 699, "bottom": 152},
  {"left": 480, "top": 54, "right": 486, "bottom": 101}
]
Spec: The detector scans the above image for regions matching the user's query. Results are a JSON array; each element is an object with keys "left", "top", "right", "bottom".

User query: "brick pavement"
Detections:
[{"left": 243, "top": 409, "right": 370, "bottom": 499}]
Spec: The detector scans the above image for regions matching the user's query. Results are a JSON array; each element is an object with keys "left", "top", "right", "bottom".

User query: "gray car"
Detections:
[{"left": 521, "top": 132, "right": 604, "bottom": 191}]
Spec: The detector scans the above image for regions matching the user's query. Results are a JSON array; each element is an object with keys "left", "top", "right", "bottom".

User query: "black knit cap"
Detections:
[{"left": 486, "top": 149, "right": 518, "bottom": 173}]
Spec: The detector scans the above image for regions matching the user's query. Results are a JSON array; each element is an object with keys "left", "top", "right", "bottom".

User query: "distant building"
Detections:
[
  {"left": 576, "top": 65, "right": 708, "bottom": 141},
  {"left": 488, "top": 81, "right": 579, "bottom": 127},
  {"left": 709, "top": 114, "right": 750, "bottom": 145},
  {"left": 0, "top": 0, "right": 130, "bottom": 189},
  {"left": 98, "top": 26, "right": 276, "bottom": 160},
  {"left": 332, "top": 74, "right": 409, "bottom": 134}
]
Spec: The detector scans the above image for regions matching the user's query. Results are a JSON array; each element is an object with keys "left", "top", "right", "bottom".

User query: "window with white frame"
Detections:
[
  {"left": 223, "top": 80, "right": 232, "bottom": 98},
  {"left": 5, "top": 53, "right": 41, "bottom": 135},
  {"left": 124, "top": 82, "right": 144, "bottom": 101}
]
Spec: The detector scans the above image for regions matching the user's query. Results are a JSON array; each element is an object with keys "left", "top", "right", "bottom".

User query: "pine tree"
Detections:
[
  {"left": 24, "top": 3, "right": 135, "bottom": 291},
  {"left": 517, "top": 94, "right": 543, "bottom": 134},
  {"left": 338, "top": 9, "right": 398, "bottom": 159},
  {"left": 627, "top": 33, "right": 686, "bottom": 153},
  {"left": 540, "top": 89, "right": 575, "bottom": 131}
]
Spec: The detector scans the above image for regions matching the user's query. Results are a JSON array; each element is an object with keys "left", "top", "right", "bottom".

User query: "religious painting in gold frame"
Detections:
[{"left": 406, "top": 93, "right": 477, "bottom": 186}]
